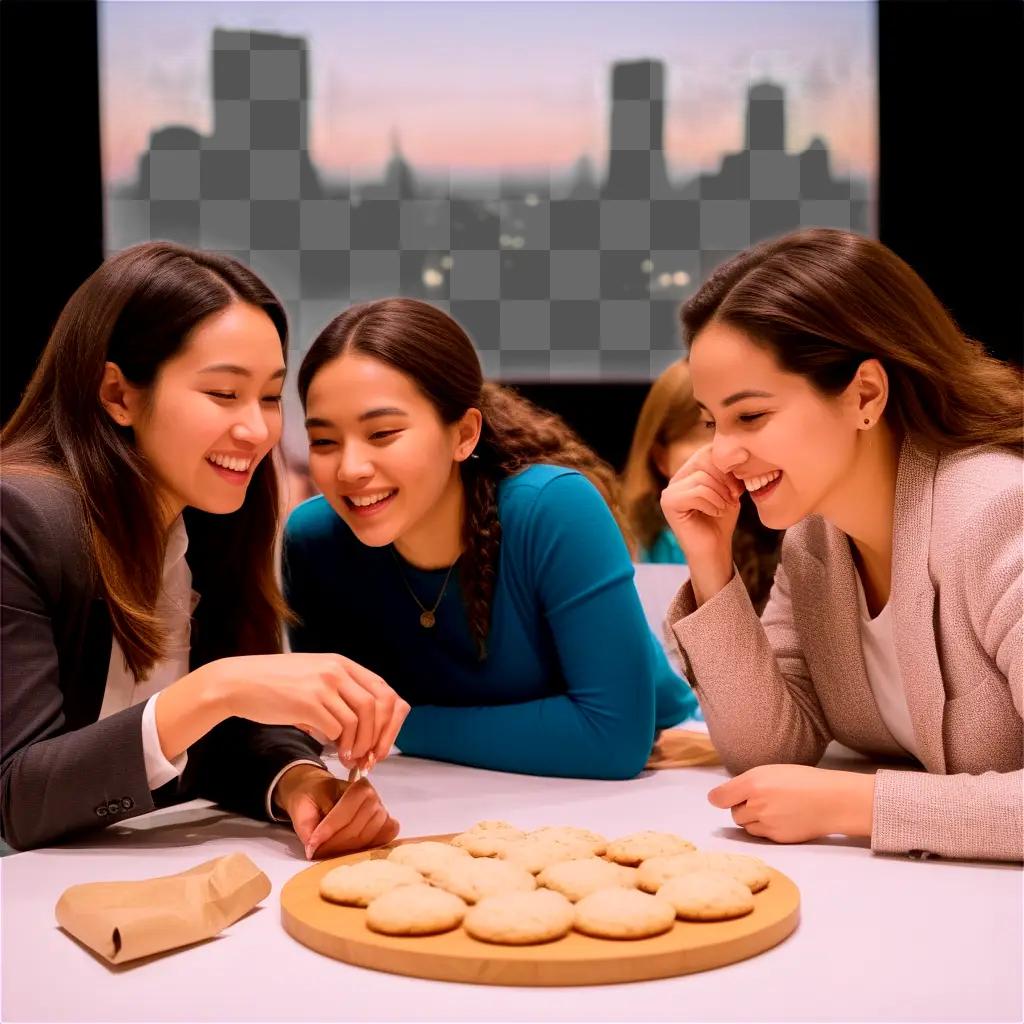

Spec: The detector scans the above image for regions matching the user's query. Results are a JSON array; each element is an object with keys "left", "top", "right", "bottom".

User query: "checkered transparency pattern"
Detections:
[{"left": 106, "top": 38, "right": 871, "bottom": 383}]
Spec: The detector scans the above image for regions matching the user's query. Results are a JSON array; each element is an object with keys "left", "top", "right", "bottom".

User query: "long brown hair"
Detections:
[
  {"left": 1, "top": 241, "right": 291, "bottom": 677},
  {"left": 298, "top": 297, "right": 627, "bottom": 657},
  {"left": 621, "top": 359, "right": 702, "bottom": 553},
  {"left": 683, "top": 228, "right": 1023, "bottom": 453}
]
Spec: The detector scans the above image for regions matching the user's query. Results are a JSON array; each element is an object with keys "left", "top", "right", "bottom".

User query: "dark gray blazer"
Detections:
[{"left": 0, "top": 471, "right": 324, "bottom": 850}]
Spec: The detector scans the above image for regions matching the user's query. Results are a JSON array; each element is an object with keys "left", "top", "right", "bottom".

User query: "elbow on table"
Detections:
[
  {"left": 585, "top": 737, "right": 651, "bottom": 781},
  {"left": 715, "top": 739, "right": 826, "bottom": 777}
]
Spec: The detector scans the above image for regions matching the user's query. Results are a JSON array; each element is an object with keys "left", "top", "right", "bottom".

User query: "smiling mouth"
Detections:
[
  {"left": 343, "top": 489, "right": 397, "bottom": 512},
  {"left": 745, "top": 470, "right": 783, "bottom": 498},
  {"left": 205, "top": 453, "right": 254, "bottom": 477}
]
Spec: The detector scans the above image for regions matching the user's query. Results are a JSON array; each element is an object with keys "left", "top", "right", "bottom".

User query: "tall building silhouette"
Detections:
[
  {"left": 604, "top": 59, "right": 670, "bottom": 198},
  {"left": 746, "top": 81, "right": 786, "bottom": 150}
]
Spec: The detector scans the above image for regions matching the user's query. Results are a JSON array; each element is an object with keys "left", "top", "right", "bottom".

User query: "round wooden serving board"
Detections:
[{"left": 281, "top": 835, "right": 801, "bottom": 986}]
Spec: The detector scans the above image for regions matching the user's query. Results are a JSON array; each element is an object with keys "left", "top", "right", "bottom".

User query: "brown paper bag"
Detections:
[
  {"left": 55, "top": 853, "right": 270, "bottom": 964},
  {"left": 646, "top": 727, "right": 721, "bottom": 769}
]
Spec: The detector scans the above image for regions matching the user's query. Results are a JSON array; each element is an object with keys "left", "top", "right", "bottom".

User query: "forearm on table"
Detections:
[
  {"left": 669, "top": 575, "right": 831, "bottom": 771},
  {"left": 0, "top": 703, "right": 155, "bottom": 850},
  {"left": 398, "top": 699, "right": 653, "bottom": 780},
  {"left": 872, "top": 767, "right": 1024, "bottom": 863}
]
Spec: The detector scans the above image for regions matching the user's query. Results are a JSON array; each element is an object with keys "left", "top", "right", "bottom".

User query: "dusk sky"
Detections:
[{"left": 101, "top": 0, "right": 876, "bottom": 184}]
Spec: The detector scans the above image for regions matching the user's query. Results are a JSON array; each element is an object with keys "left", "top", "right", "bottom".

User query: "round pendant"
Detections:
[{"left": 419, "top": 611, "right": 436, "bottom": 628}]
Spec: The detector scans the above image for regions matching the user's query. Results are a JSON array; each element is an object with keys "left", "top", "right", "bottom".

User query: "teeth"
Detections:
[
  {"left": 208, "top": 453, "right": 253, "bottom": 473},
  {"left": 349, "top": 490, "right": 395, "bottom": 508},
  {"left": 744, "top": 470, "right": 781, "bottom": 492}
]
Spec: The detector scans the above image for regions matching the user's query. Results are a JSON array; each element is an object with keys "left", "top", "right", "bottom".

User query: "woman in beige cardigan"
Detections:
[{"left": 662, "top": 228, "right": 1022, "bottom": 863}]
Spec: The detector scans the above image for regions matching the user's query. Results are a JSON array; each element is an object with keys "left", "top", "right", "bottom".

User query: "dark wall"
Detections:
[
  {"left": 877, "top": 0, "right": 1023, "bottom": 369},
  {"left": 1, "top": 1, "right": 103, "bottom": 426},
  {"left": 2, "top": 0, "right": 1020, "bottom": 467}
]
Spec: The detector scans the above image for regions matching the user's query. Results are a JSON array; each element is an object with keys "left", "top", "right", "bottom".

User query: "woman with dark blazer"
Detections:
[{"left": 1, "top": 242, "right": 407, "bottom": 855}]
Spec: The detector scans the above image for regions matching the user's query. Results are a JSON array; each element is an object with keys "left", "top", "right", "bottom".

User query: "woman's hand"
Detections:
[
  {"left": 660, "top": 444, "right": 743, "bottom": 603},
  {"left": 708, "top": 764, "right": 876, "bottom": 843},
  {"left": 274, "top": 764, "right": 400, "bottom": 860},
  {"left": 202, "top": 653, "right": 410, "bottom": 767}
]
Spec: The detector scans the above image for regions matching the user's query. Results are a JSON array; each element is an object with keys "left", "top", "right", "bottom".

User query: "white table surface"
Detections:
[
  {"left": 2, "top": 748, "right": 1021, "bottom": 1024},
  {"left": 3, "top": 563, "right": 1021, "bottom": 1022}
]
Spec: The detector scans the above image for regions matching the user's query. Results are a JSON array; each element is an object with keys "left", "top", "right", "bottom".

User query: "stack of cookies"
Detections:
[{"left": 317, "top": 821, "right": 771, "bottom": 945}]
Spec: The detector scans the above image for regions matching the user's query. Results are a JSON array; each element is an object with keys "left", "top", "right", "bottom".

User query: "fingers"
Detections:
[
  {"left": 708, "top": 772, "right": 750, "bottom": 809},
  {"left": 666, "top": 446, "right": 742, "bottom": 498},
  {"left": 740, "top": 820, "right": 770, "bottom": 839},
  {"left": 307, "top": 782, "right": 397, "bottom": 859},
  {"left": 333, "top": 677, "right": 376, "bottom": 764},
  {"left": 372, "top": 697, "right": 410, "bottom": 764},
  {"left": 730, "top": 801, "right": 759, "bottom": 827},
  {"left": 287, "top": 794, "right": 323, "bottom": 850},
  {"left": 306, "top": 779, "right": 373, "bottom": 853}
]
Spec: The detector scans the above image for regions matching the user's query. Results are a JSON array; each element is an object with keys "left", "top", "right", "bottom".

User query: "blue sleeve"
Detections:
[
  {"left": 282, "top": 504, "right": 335, "bottom": 656},
  {"left": 396, "top": 472, "right": 697, "bottom": 780}
]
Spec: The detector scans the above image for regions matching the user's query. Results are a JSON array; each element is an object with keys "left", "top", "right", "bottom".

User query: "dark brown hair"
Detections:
[
  {"left": 683, "top": 228, "right": 1023, "bottom": 453},
  {"left": 298, "top": 297, "right": 628, "bottom": 657},
  {"left": 2, "top": 241, "right": 291, "bottom": 676}
]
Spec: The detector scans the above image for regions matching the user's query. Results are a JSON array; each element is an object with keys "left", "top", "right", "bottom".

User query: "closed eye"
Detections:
[
  {"left": 739, "top": 413, "right": 766, "bottom": 423},
  {"left": 261, "top": 394, "right": 283, "bottom": 405},
  {"left": 370, "top": 429, "right": 402, "bottom": 441},
  {"left": 205, "top": 390, "right": 236, "bottom": 401}
]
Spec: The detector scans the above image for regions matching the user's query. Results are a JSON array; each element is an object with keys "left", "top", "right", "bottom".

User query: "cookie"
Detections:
[
  {"left": 573, "top": 887, "right": 676, "bottom": 940},
  {"left": 638, "top": 851, "right": 770, "bottom": 894},
  {"left": 464, "top": 888, "right": 575, "bottom": 945},
  {"left": 528, "top": 826, "right": 608, "bottom": 856},
  {"left": 319, "top": 859, "right": 423, "bottom": 907},
  {"left": 658, "top": 870, "right": 755, "bottom": 922},
  {"left": 431, "top": 856, "right": 536, "bottom": 904},
  {"left": 365, "top": 883, "right": 466, "bottom": 936},
  {"left": 636, "top": 853, "right": 706, "bottom": 894},
  {"left": 387, "top": 840, "right": 470, "bottom": 878},
  {"left": 604, "top": 831, "right": 697, "bottom": 866},
  {"left": 497, "top": 836, "right": 597, "bottom": 875},
  {"left": 537, "top": 857, "right": 637, "bottom": 902},
  {"left": 452, "top": 823, "right": 524, "bottom": 856}
]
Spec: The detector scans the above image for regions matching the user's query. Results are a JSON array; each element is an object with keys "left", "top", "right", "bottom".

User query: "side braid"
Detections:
[
  {"left": 458, "top": 383, "right": 632, "bottom": 658},
  {"left": 459, "top": 465, "right": 502, "bottom": 658}
]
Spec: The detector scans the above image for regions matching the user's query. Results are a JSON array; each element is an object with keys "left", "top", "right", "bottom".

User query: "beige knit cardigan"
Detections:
[{"left": 666, "top": 440, "right": 1023, "bottom": 862}]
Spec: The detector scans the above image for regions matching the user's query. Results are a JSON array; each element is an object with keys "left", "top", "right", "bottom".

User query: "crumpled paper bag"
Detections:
[
  {"left": 646, "top": 727, "right": 721, "bottom": 769},
  {"left": 55, "top": 853, "right": 270, "bottom": 964}
]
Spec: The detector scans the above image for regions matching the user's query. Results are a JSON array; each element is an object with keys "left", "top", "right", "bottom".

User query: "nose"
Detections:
[
  {"left": 337, "top": 440, "right": 373, "bottom": 484},
  {"left": 710, "top": 431, "right": 748, "bottom": 474},
  {"left": 230, "top": 399, "right": 274, "bottom": 447}
]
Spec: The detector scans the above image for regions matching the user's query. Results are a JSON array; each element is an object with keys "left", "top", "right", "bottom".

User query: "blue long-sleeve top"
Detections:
[{"left": 283, "top": 464, "right": 699, "bottom": 780}]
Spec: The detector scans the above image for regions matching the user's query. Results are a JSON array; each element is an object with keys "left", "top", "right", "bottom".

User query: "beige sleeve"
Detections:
[
  {"left": 665, "top": 564, "right": 833, "bottom": 775},
  {"left": 872, "top": 768, "right": 1023, "bottom": 862}
]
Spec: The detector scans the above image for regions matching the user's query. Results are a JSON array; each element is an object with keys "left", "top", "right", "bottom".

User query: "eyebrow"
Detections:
[
  {"left": 696, "top": 390, "right": 775, "bottom": 410},
  {"left": 304, "top": 407, "right": 409, "bottom": 429},
  {"left": 198, "top": 363, "right": 287, "bottom": 380}
]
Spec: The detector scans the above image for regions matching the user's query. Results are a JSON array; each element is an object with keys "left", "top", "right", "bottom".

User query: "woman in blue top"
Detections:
[{"left": 284, "top": 298, "right": 699, "bottom": 780}]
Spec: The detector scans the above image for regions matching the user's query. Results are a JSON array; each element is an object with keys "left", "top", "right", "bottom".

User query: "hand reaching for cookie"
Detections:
[{"left": 275, "top": 764, "right": 400, "bottom": 859}]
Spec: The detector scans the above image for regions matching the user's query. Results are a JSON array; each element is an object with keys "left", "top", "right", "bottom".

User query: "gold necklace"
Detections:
[{"left": 391, "top": 548, "right": 458, "bottom": 628}]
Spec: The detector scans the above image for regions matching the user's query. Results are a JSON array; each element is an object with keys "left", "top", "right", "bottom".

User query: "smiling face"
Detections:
[
  {"left": 688, "top": 320, "right": 868, "bottom": 530},
  {"left": 304, "top": 352, "right": 480, "bottom": 558},
  {"left": 113, "top": 302, "right": 286, "bottom": 520}
]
